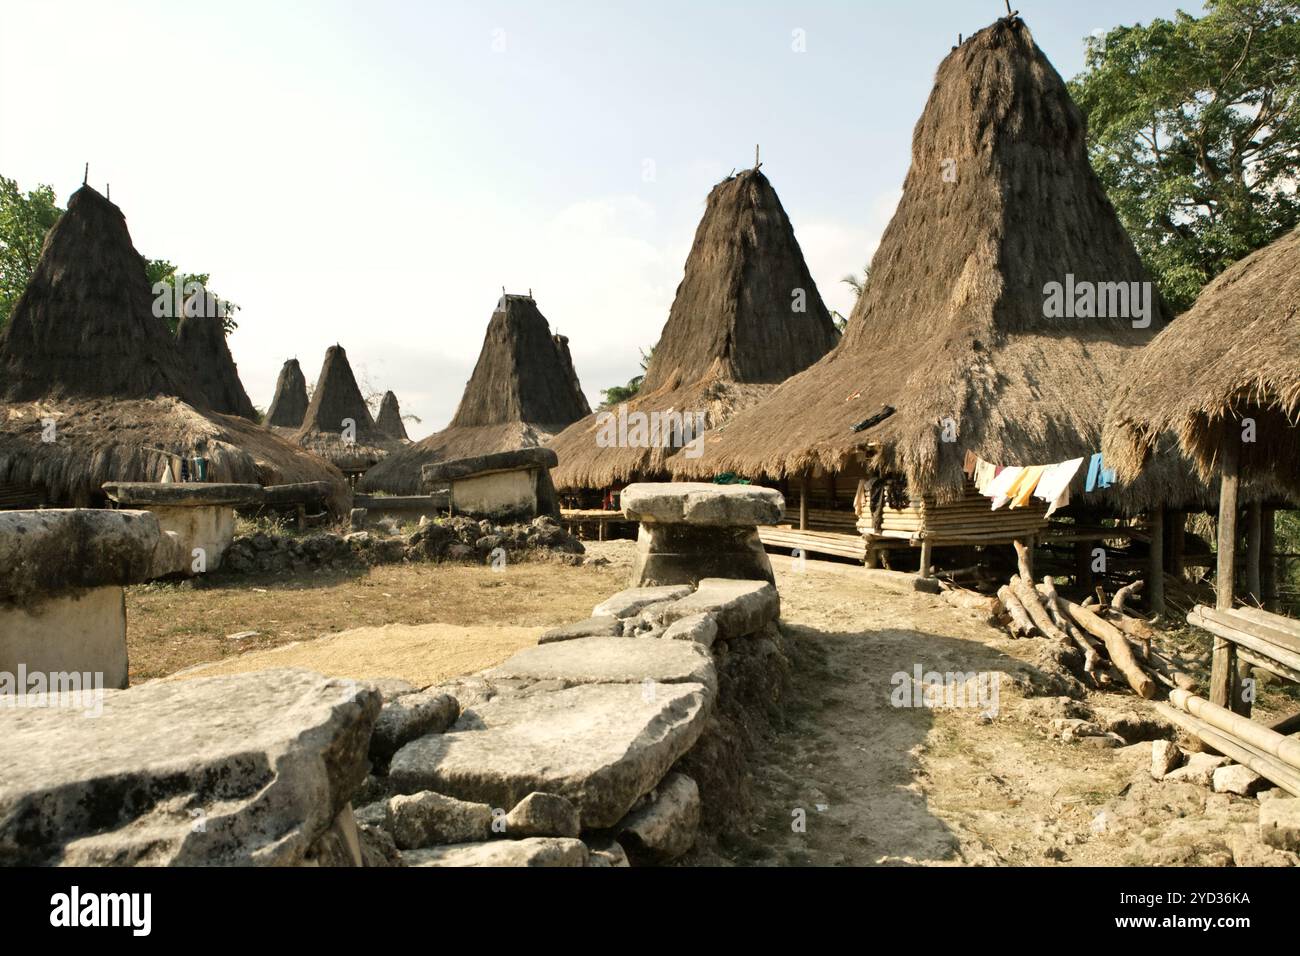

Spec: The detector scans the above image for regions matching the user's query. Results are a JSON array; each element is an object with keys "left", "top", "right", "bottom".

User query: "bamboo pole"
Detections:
[
  {"left": 799, "top": 472, "right": 809, "bottom": 531},
  {"left": 1261, "top": 508, "right": 1277, "bottom": 610},
  {"left": 1148, "top": 507, "right": 1165, "bottom": 617},
  {"left": 1153, "top": 703, "right": 1300, "bottom": 797},
  {"left": 1211, "top": 429, "right": 1240, "bottom": 710},
  {"left": 1169, "top": 689, "right": 1300, "bottom": 771},
  {"left": 1246, "top": 502, "right": 1263, "bottom": 605}
]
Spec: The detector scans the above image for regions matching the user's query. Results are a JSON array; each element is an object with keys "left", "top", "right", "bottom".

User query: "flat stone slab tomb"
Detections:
[
  {"left": 422, "top": 447, "right": 560, "bottom": 523},
  {"left": 102, "top": 481, "right": 265, "bottom": 572}
]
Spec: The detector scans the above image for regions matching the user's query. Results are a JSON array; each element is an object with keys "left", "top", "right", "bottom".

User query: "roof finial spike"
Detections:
[
  {"left": 106, "top": 184, "right": 110, "bottom": 200},
  {"left": 755, "top": 144, "right": 760, "bottom": 169},
  {"left": 83, "top": 162, "right": 88, "bottom": 186}
]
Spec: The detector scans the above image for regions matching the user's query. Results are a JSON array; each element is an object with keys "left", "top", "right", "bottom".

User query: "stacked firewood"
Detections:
[{"left": 942, "top": 572, "right": 1200, "bottom": 699}]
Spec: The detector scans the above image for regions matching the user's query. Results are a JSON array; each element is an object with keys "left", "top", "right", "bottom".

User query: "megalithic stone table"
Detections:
[
  {"left": 0, "top": 509, "right": 178, "bottom": 690},
  {"left": 422, "top": 447, "right": 560, "bottom": 522},
  {"left": 102, "top": 482, "right": 266, "bottom": 572},
  {"left": 621, "top": 482, "right": 785, "bottom": 587}
]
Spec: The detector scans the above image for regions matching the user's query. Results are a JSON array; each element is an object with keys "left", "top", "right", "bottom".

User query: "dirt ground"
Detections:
[{"left": 128, "top": 539, "right": 1295, "bottom": 866}]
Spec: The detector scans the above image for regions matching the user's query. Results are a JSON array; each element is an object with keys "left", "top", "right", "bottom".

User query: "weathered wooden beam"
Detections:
[
  {"left": 1148, "top": 507, "right": 1165, "bottom": 617},
  {"left": 1211, "top": 429, "right": 1240, "bottom": 710}
]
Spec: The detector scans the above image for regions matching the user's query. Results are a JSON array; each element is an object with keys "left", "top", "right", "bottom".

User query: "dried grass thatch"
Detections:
[
  {"left": 374, "top": 390, "right": 410, "bottom": 442},
  {"left": 1103, "top": 225, "right": 1300, "bottom": 501},
  {"left": 550, "top": 168, "right": 838, "bottom": 491},
  {"left": 294, "top": 345, "right": 397, "bottom": 473},
  {"left": 266, "top": 358, "right": 309, "bottom": 430},
  {"left": 671, "top": 18, "right": 1193, "bottom": 513},
  {"left": 0, "top": 184, "right": 348, "bottom": 509},
  {"left": 175, "top": 295, "right": 257, "bottom": 420},
  {"left": 361, "top": 295, "right": 589, "bottom": 493}
]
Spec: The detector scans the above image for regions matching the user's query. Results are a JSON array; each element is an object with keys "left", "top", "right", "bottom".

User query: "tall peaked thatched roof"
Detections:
[
  {"left": 0, "top": 186, "right": 348, "bottom": 509},
  {"left": 294, "top": 345, "right": 395, "bottom": 472},
  {"left": 375, "top": 390, "right": 410, "bottom": 442},
  {"left": 549, "top": 168, "right": 839, "bottom": 490},
  {"left": 361, "top": 295, "right": 590, "bottom": 494},
  {"left": 0, "top": 185, "right": 202, "bottom": 405},
  {"left": 672, "top": 17, "right": 1185, "bottom": 510},
  {"left": 266, "top": 358, "right": 309, "bottom": 429},
  {"left": 1103, "top": 225, "right": 1300, "bottom": 500},
  {"left": 175, "top": 294, "right": 257, "bottom": 420}
]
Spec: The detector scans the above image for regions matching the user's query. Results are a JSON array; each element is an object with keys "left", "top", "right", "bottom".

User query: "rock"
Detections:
[
  {"left": 628, "top": 522, "right": 775, "bottom": 587},
  {"left": 1258, "top": 789, "right": 1287, "bottom": 802},
  {"left": 349, "top": 508, "right": 368, "bottom": 531},
  {"left": 386, "top": 791, "right": 493, "bottom": 849},
  {"left": 354, "top": 801, "right": 389, "bottom": 829},
  {"left": 303, "top": 806, "right": 365, "bottom": 866},
  {"left": 616, "top": 772, "right": 700, "bottom": 864},
  {"left": 368, "top": 678, "right": 418, "bottom": 701},
  {"left": 504, "top": 792, "right": 581, "bottom": 838},
  {"left": 102, "top": 482, "right": 265, "bottom": 508},
  {"left": 586, "top": 839, "right": 631, "bottom": 867},
  {"left": 369, "top": 690, "right": 459, "bottom": 768},
  {"left": 659, "top": 578, "right": 779, "bottom": 641},
  {"left": 446, "top": 543, "right": 477, "bottom": 562},
  {"left": 226, "top": 630, "right": 260, "bottom": 642},
  {"left": 403, "top": 837, "right": 587, "bottom": 867},
  {"left": 0, "top": 669, "right": 380, "bottom": 866},
  {"left": 390, "top": 682, "right": 710, "bottom": 829},
  {"left": 621, "top": 482, "right": 784, "bottom": 526},
  {"left": 1164, "top": 752, "right": 1230, "bottom": 787},
  {"left": 662, "top": 613, "right": 719, "bottom": 648},
  {"left": 343, "top": 531, "right": 371, "bottom": 545},
  {"left": 357, "top": 823, "right": 401, "bottom": 867},
  {"left": 594, "top": 585, "right": 694, "bottom": 619},
  {"left": 539, "top": 615, "right": 622, "bottom": 644},
  {"left": 1260, "top": 797, "right": 1300, "bottom": 852},
  {"left": 1213, "top": 764, "right": 1265, "bottom": 796},
  {"left": 1079, "top": 732, "right": 1126, "bottom": 749},
  {"left": 1151, "top": 740, "right": 1184, "bottom": 779},
  {"left": 1094, "top": 708, "right": 1178, "bottom": 743},
  {"left": 1229, "top": 835, "right": 1298, "bottom": 867},
  {"left": 486, "top": 636, "right": 716, "bottom": 693}
]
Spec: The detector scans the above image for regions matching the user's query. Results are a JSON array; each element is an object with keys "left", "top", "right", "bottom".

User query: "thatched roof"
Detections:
[
  {"left": 0, "top": 186, "right": 347, "bottom": 509},
  {"left": 175, "top": 294, "right": 257, "bottom": 420},
  {"left": 549, "top": 168, "right": 839, "bottom": 490},
  {"left": 266, "top": 358, "right": 309, "bottom": 429},
  {"left": 1103, "top": 225, "right": 1300, "bottom": 501},
  {"left": 671, "top": 18, "right": 1190, "bottom": 512},
  {"left": 294, "top": 345, "right": 396, "bottom": 472},
  {"left": 361, "top": 295, "right": 589, "bottom": 493},
  {"left": 0, "top": 185, "right": 202, "bottom": 405},
  {"left": 375, "top": 390, "right": 410, "bottom": 442}
]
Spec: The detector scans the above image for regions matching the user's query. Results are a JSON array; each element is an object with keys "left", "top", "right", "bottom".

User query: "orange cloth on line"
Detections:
[{"left": 1009, "top": 465, "right": 1046, "bottom": 508}]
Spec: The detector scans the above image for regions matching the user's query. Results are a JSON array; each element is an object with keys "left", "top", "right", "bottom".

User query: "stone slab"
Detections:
[
  {"left": 403, "top": 837, "right": 587, "bottom": 867},
  {"left": 0, "top": 668, "right": 380, "bottom": 866},
  {"left": 486, "top": 636, "right": 716, "bottom": 692},
  {"left": 629, "top": 523, "right": 774, "bottom": 587},
  {"left": 421, "top": 447, "right": 558, "bottom": 484},
  {"left": 389, "top": 682, "right": 710, "bottom": 829},
  {"left": 0, "top": 508, "right": 162, "bottom": 606},
  {"left": 616, "top": 771, "right": 700, "bottom": 864},
  {"left": 658, "top": 578, "right": 780, "bottom": 641},
  {"left": 621, "top": 482, "right": 783, "bottom": 526},
  {"left": 539, "top": 616, "right": 623, "bottom": 644},
  {"left": 102, "top": 481, "right": 266, "bottom": 508},
  {"left": 593, "top": 585, "right": 693, "bottom": 619},
  {"left": 0, "top": 586, "right": 129, "bottom": 690}
]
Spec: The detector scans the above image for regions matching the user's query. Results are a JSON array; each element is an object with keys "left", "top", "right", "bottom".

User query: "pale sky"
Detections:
[{"left": 0, "top": 0, "right": 1203, "bottom": 438}]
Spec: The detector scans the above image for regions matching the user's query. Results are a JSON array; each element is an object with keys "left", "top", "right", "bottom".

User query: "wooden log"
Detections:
[
  {"left": 1013, "top": 537, "right": 1033, "bottom": 581},
  {"left": 1190, "top": 607, "right": 1300, "bottom": 665},
  {"left": 1010, "top": 575, "right": 1071, "bottom": 648},
  {"left": 997, "top": 584, "right": 1035, "bottom": 637},
  {"left": 1168, "top": 689, "right": 1300, "bottom": 771},
  {"left": 1212, "top": 429, "right": 1240, "bottom": 710},
  {"left": 1261, "top": 508, "right": 1277, "bottom": 610},
  {"left": 1269, "top": 710, "right": 1300, "bottom": 736},
  {"left": 1148, "top": 507, "right": 1165, "bottom": 617},
  {"left": 798, "top": 473, "right": 809, "bottom": 532},
  {"left": 1153, "top": 703, "right": 1300, "bottom": 798},
  {"left": 1111, "top": 580, "right": 1145, "bottom": 615},
  {"left": 1246, "top": 501, "right": 1263, "bottom": 605},
  {"left": 1056, "top": 596, "right": 1158, "bottom": 699},
  {"left": 919, "top": 538, "right": 934, "bottom": 579}
]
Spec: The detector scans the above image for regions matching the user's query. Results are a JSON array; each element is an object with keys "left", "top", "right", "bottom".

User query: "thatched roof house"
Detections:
[
  {"left": 0, "top": 185, "right": 347, "bottom": 509},
  {"left": 374, "top": 390, "right": 410, "bottom": 442},
  {"left": 1103, "top": 225, "right": 1300, "bottom": 500},
  {"left": 266, "top": 358, "right": 309, "bottom": 431},
  {"left": 361, "top": 294, "right": 590, "bottom": 494},
  {"left": 672, "top": 18, "right": 1186, "bottom": 516},
  {"left": 549, "top": 167, "right": 839, "bottom": 491},
  {"left": 175, "top": 294, "right": 258, "bottom": 421},
  {"left": 293, "top": 345, "right": 396, "bottom": 475}
]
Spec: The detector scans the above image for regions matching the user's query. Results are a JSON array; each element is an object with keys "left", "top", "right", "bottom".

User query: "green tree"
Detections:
[
  {"left": 600, "top": 346, "right": 654, "bottom": 408},
  {"left": 0, "top": 177, "right": 61, "bottom": 327},
  {"left": 1070, "top": 0, "right": 1300, "bottom": 314}
]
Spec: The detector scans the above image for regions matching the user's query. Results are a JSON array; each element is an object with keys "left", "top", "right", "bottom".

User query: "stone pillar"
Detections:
[{"left": 621, "top": 482, "right": 784, "bottom": 588}]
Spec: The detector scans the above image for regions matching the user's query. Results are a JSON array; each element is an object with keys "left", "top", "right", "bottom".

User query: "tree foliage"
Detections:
[
  {"left": 600, "top": 346, "right": 655, "bottom": 408},
  {"left": 1070, "top": 0, "right": 1300, "bottom": 314}
]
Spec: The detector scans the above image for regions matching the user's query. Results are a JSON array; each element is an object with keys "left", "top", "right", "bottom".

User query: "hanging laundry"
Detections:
[
  {"left": 984, "top": 466, "right": 1024, "bottom": 509},
  {"left": 1010, "top": 465, "right": 1046, "bottom": 508},
  {"left": 1033, "top": 458, "right": 1084, "bottom": 506},
  {"left": 1084, "top": 453, "right": 1117, "bottom": 492}
]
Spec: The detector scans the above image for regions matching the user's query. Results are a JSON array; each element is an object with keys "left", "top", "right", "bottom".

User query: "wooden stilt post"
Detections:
[
  {"left": 1149, "top": 507, "right": 1165, "bottom": 618},
  {"left": 1246, "top": 502, "right": 1263, "bottom": 605},
  {"left": 1075, "top": 539, "right": 1094, "bottom": 591},
  {"left": 1211, "top": 429, "right": 1240, "bottom": 711},
  {"left": 1262, "top": 508, "right": 1277, "bottom": 610},
  {"left": 799, "top": 472, "right": 809, "bottom": 531},
  {"left": 919, "top": 538, "right": 933, "bottom": 578},
  {"left": 1168, "top": 509, "right": 1185, "bottom": 579},
  {"left": 827, "top": 472, "right": 837, "bottom": 507}
]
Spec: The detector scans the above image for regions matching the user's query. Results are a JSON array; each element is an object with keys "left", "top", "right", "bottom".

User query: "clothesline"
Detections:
[{"left": 964, "top": 451, "right": 1115, "bottom": 517}]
